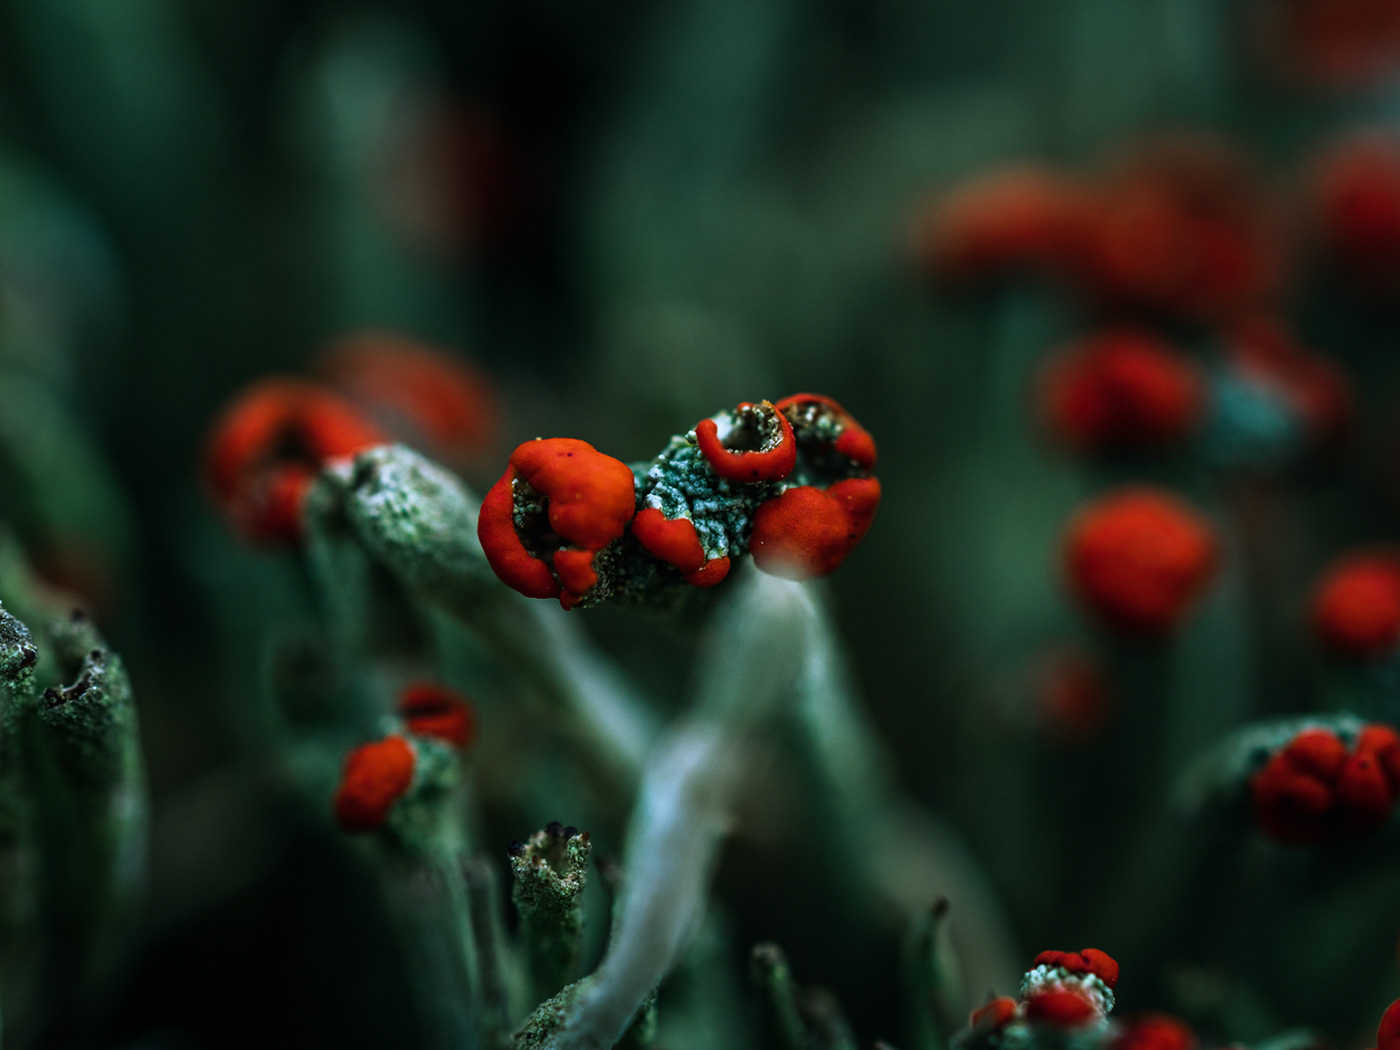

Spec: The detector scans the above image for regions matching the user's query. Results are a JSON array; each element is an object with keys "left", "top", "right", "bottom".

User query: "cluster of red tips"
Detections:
[
  {"left": 1062, "top": 487, "right": 1220, "bottom": 637},
  {"left": 315, "top": 331, "right": 498, "bottom": 464},
  {"left": 1037, "top": 329, "right": 1205, "bottom": 455},
  {"left": 1078, "top": 140, "right": 1282, "bottom": 323},
  {"left": 1031, "top": 948, "right": 1120, "bottom": 989},
  {"left": 1251, "top": 724, "right": 1400, "bottom": 842},
  {"left": 333, "top": 735, "right": 416, "bottom": 832},
  {"left": 749, "top": 394, "right": 881, "bottom": 581},
  {"left": 478, "top": 438, "right": 637, "bottom": 608},
  {"left": 916, "top": 138, "right": 1282, "bottom": 323},
  {"left": 1111, "top": 1014, "right": 1199, "bottom": 1050},
  {"left": 1225, "top": 315, "right": 1353, "bottom": 450},
  {"left": 478, "top": 394, "right": 880, "bottom": 606},
  {"left": 1312, "top": 131, "right": 1400, "bottom": 292},
  {"left": 397, "top": 682, "right": 476, "bottom": 749},
  {"left": 203, "top": 379, "right": 386, "bottom": 544},
  {"left": 966, "top": 948, "right": 1119, "bottom": 1034},
  {"left": 1310, "top": 551, "right": 1400, "bottom": 658}
]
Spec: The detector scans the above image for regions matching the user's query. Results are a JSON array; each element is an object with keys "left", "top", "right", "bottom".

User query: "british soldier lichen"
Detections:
[{"left": 478, "top": 395, "right": 880, "bottom": 608}]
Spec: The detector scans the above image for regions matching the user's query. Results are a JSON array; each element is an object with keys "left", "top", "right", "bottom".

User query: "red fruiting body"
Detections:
[
  {"left": 1112, "top": 1014, "right": 1198, "bottom": 1050},
  {"left": 1279, "top": 0, "right": 1400, "bottom": 87},
  {"left": 477, "top": 438, "right": 637, "bottom": 607},
  {"left": 510, "top": 439, "right": 637, "bottom": 551},
  {"left": 1023, "top": 989, "right": 1098, "bottom": 1025},
  {"left": 1225, "top": 316, "right": 1352, "bottom": 450},
  {"left": 1077, "top": 139, "right": 1282, "bottom": 322},
  {"left": 970, "top": 996, "right": 1018, "bottom": 1029},
  {"left": 1310, "top": 551, "right": 1400, "bottom": 657},
  {"left": 1062, "top": 488, "right": 1219, "bottom": 637},
  {"left": 333, "top": 735, "right": 416, "bottom": 832},
  {"left": 1312, "top": 133, "right": 1400, "bottom": 290},
  {"left": 751, "top": 478, "right": 881, "bottom": 581},
  {"left": 1379, "top": 998, "right": 1400, "bottom": 1050},
  {"left": 478, "top": 467, "right": 561, "bottom": 599},
  {"left": 774, "top": 393, "right": 879, "bottom": 470},
  {"left": 695, "top": 401, "right": 798, "bottom": 483},
  {"left": 631, "top": 507, "right": 730, "bottom": 587},
  {"left": 1038, "top": 329, "right": 1205, "bottom": 454},
  {"left": 203, "top": 378, "right": 386, "bottom": 544},
  {"left": 316, "top": 331, "right": 498, "bottom": 461},
  {"left": 912, "top": 167, "right": 1091, "bottom": 284},
  {"left": 1251, "top": 724, "right": 1400, "bottom": 842},
  {"left": 397, "top": 682, "right": 476, "bottom": 749},
  {"left": 1031, "top": 948, "right": 1120, "bottom": 989}
]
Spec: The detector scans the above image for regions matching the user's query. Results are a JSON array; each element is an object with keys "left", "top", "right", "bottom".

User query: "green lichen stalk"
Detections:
[{"left": 511, "top": 822, "right": 594, "bottom": 1008}]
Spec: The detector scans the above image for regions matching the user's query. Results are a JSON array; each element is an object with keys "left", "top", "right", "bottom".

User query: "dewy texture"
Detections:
[{"left": 478, "top": 394, "right": 880, "bottom": 608}]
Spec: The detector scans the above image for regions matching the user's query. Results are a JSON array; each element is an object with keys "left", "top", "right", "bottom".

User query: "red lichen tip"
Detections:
[
  {"left": 1379, "top": 998, "right": 1400, "bottom": 1050},
  {"left": 477, "top": 467, "right": 561, "bottom": 600},
  {"left": 1112, "top": 1014, "right": 1199, "bottom": 1050},
  {"left": 1023, "top": 989, "right": 1099, "bottom": 1026},
  {"left": 1225, "top": 316, "right": 1353, "bottom": 451},
  {"left": 203, "top": 378, "right": 386, "bottom": 544},
  {"left": 1062, "top": 487, "right": 1218, "bottom": 637},
  {"left": 1031, "top": 948, "right": 1120, "bottom": 989},
  {"left": 397, "top": 682, "right": 476, "bottom": 749},
  {"left": 315, "top": 330, "right": 498, "bottom": 460},
  {"left": 1037, "top": 329, "right": 1205, "bottom": 454},
  {"left": 970, "top": 996, "right": 1018, "bottom": 1030},
  {"left": 630, "top": 507, "right": 731, "bottom": 588},
  {"left": 695, "top": 401, "right": 798, "bottom": 483},
  {"left": 509, "top": 438, "right": 636, "bottom": 552},
  {"left": 774, "top": 392, "right": 878, "bottom": 470},
  {"left": 1310, "top": 551, "right": 1400, "bottom": 658},
  {"left": 333, "top": 735, "right": 416, "bottom": 833},
  {"left": 751, "top": 478, "right": 881, "bottom": 581},
  {"left": 909, "top": 166, "right": 1092, "bottom": 284},
  {"left": 1251, "top": 724, "right": 1400, "bottom": 842},
  {"left": 1313, "top": 133, "right": 1400, "bottom": 290}
]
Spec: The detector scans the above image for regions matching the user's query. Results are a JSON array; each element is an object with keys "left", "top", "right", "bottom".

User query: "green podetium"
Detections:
[
  {"left": 511, "top": 822, "right": 593, "bottom": 1009},
  {"left": 0, "top": 604, "right": 145, "bottom": 1042}
]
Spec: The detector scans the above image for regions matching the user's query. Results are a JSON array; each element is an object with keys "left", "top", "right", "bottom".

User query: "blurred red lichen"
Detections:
[
  {"left": 1378, "top": 997, "right": 1400, "bottom": 1050},
  {"left": 909, "top": 166, "right": 1092, "bottom": 285},
  {"left": 1076, "top": 138, "right": 1286, "bottom": 322},
  {"left": 1263, "top": 0, "right": 1400, "bottom": 88},
  {"left": 1251, "top": 724, "right": 1400, "bottom": 841},
  {"left": 397, "top": 682, "right": 476, "bottom": 749},
  {"left": 1063, "top": 488, "right": 1220, "bottom": 637},
  {"left": 1310, "top": 131, "right": 1400, "bottom": 291},
  {"left": 333, "top": 735, "right": 416, "bottom": 832},
  {"left": 1310, "top": 550, "right": 1400, "bottom": 657},
  {"left": 970, "top": 996, "right": 1019, "bottom": 1029},
  {"left": 316, "top": 331, "right": 498, "bottom": 464},
  {"left": 203, "top": 378, "right": 385, "bottom": 544},
  {"left": 1112, "top": 1014, "right": 1199, "bottom": 1050},
  {"left": 1023, "top": 989, "right": 1099, "bottom": 1025},
  {"left": 1037, "top": 329, "right": 1206, "bottom": 455}
]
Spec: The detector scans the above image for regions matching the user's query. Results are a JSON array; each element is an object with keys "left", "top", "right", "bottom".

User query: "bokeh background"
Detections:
[{"left": 4, "top": 0, "right": 1400, "bottom": 1047}]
